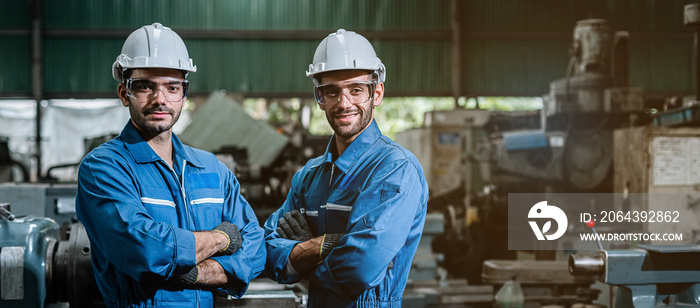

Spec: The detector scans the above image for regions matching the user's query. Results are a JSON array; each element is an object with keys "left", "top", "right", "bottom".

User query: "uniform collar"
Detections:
[
  {"left": 319, "top": 120, "right": 381, "bottom": 174},
  {"left": 120, "top": 121, "right": 205, "bottom": 168}
]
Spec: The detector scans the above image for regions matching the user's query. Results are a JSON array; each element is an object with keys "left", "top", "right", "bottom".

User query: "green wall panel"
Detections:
[
  {"left": 43, "top": 38, "right": 122, "bottom": 95},
  {"left": 43, "top": 0, "right": 450, "bottom": 31},
  {"left": 378, "top": 40, "right": 452, "bottom": 96},
  {"left": 464, "top": 0, "right": 697, "bottom": 32},
  {"left": 1, "top": 0, "right": 698, "bottom": 98},
  {"left": 629, "top": 38, "right": 693, "bottom": 94},
  {"left": 0, "top": 0, "right": 30, "bottom": 28},
  {"left": 186, "top": 40, "right": 317, "bottom": 94},
  {"left": 0, "top": 37, "right": 32, "bottom": 95},
  {"left": 463, "top": 40, "right": 571, "bottom": 96}
]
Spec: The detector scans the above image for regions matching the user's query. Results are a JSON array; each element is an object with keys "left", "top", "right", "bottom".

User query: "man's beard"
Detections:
[
  {"left": 130, "top": 105, "right": 179, "bottom": 136},
  {"left": 328, "top": 104, "right": 374, "bottom": 138}
]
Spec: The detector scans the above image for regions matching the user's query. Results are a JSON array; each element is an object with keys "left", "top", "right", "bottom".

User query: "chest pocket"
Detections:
[
  {"left": 141, "top": 189, "right": 178, "bottom": 226},
  {"left": 301, "top": 191, "right": 322, "bottom": 235},
  {"left": 322, "top": 189, "right": 359, "bottom": 234}
]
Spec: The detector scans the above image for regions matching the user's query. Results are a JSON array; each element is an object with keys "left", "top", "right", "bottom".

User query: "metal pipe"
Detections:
[
  {"left": 31, "top": 0, "right": 43, "bottom": 181},
  {"left": 451, "top": 0, "right": 464, "bottom": 108},
  {"left": 685, "top": 3, "right": 700, "bottom": 100},
  {"left": 568, "top": 254, "right": 605, "bottom": 276}
]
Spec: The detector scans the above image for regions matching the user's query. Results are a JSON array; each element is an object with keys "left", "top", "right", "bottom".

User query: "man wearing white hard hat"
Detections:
[
  {"left": 76, "top": 23, "right": 265, "bottom": 307},
  {"left": 264, "top": 29, "right": 429, "bottom": 307}
]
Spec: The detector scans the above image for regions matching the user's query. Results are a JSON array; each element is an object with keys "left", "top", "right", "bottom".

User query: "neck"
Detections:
[
  {"left": 333, "top": 120, "right": 374, "bottom": 157},
  {"left": 143, "top": 130, "right": 175, "bottom": 168},
  {"left": 333, "top": 135, "right": 354, "bottom": 157}
]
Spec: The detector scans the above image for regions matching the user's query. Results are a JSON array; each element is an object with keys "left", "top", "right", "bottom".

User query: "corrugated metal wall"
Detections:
[
  {"left": 1, "top": 0, "right": 32, "bottom": 96},
  {"left": 460, "top": 0, "right": 696, "bottom": 97},
  {"left": 0, "top": 0, "right": 697, "bottom": 99}
]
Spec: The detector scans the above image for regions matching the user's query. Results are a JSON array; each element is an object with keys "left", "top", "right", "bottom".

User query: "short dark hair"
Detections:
[{"left": 122, "top": 69, "right": 133, "bottom": 80}]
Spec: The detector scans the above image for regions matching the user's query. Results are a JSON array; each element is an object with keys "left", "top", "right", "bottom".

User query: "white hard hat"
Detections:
[
  {"left": 306, "top": 29, "right": 386, "bottom": 84},
  {"left": 112, "top": 22, "right": 197, "bottom": 81}
]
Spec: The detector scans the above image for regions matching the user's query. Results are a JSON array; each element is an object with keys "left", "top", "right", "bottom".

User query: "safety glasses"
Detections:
[
  {"left": 125, "top": 77, "right": 189, "bottom": 102},
  {"left": 314, "top": 81, "right": 376, "bottom": 105}
]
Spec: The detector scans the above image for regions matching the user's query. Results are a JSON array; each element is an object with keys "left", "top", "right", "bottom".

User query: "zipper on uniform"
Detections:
[
  {"left": 329, "top": 163, "right": 335, "bottom": 187},
  {"left": 180, "top": 159, "right": 193, "bottom": 229},
  {"left": 167, "top": 159, "right": 191, "bottom": 228}
]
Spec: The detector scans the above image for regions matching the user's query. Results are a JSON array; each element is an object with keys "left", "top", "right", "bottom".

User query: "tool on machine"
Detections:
[
  {"left": 570, "top": 245, "right": 700, "bottom": 307},
  {"left": 0, "top": 203, "right": 15, "bottom": 221},
  {"left": 569, "top": 225, "right": 700, "bottom": 308}
]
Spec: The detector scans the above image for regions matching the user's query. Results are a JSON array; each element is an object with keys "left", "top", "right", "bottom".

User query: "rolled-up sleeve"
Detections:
[
  {"left": 312, "top": 159, "right": 424, "bottom": 297},
  {"left": 76, "top": 153, "right": 196, "bottom": 281}
]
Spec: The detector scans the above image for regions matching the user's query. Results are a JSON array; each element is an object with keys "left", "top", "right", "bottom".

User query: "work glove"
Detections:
[
  {"left": 213, "top": 222, "right": 242, "bottom": 255},
  {"left": 168, "top": 266, "right": 198, "bottom": 287},
  {"left": 276, "top": 210, "right": 314, "bottom": 241},
  {"left": 178, "top": 266, "right": 198, "bottom": 286},
  {"left": 320, "top": 233, "right": 344, "bottom": 259}
]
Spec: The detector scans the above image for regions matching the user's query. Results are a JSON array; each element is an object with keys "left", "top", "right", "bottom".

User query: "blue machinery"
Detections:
[
  {"left": 0, "top": 203, "right": 101, "bottom": 307},
  {"left": 569, "top": 245, "right": 700, "bottom": 308}
]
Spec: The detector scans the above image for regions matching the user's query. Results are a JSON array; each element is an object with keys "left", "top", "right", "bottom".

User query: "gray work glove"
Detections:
[
  {"left": 321, "top": 233, "right": 345, "bottom": 259},
  {"left": 175, "top": 266, "right": 198, "bottom": 286},
  {"left": 213, "top": 222, "right": 242, "bottom": 255},
  {"left": 276, "top": 210, "right": 314, "bottom": 241}
]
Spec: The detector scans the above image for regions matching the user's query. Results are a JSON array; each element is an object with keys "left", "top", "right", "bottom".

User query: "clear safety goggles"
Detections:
[
  {"left": 314, "top": 81, "right": 376, "bottom": 105},
  {"left": 125, "top": 77, "right": 189, "bottom": 102}
]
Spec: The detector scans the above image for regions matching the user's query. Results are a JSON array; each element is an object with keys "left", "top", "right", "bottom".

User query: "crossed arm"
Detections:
[
  {"left": 75, "top": 155, "right": 258, "bottom": 291},
  {"left": 177, "top": 222, "right": 243, "bottom": 286},
  {"left": 264, "top": 159, "right": 425, "bottom": 296},
  {"left": 274, "top": 210, "right": 343, "bottom": 277}
]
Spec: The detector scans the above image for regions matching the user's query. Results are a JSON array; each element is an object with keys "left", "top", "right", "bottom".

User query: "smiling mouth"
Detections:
[{"left": 148, "top": 112, "right": 171, "bottom": 118}]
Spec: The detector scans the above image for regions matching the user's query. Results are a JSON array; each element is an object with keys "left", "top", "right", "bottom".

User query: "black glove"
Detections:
[
  {"left": 276, "top": 210, "right": 314, "bottom": 241},
  {"left": 321, "top": 233, "right": 344, "bottom": 259},
  {"left": 171, "top": 265, "right": 198, "bottom": 287},
  {"left": 213, "top": 222, "right": 242, "bottom": 255}
]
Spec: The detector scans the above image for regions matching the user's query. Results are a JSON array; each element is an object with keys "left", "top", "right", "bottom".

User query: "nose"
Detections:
[
  {"left": 336, "top": 90, "right": 353, "bottom": 108},
  {"left": 151, "top": 86, "right": 168, "bottom": 103}
]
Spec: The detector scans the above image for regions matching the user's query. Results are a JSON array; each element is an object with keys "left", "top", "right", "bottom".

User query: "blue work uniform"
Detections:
[
  {"left": 76, "top": 121, "right": 266, "bottom": 308},
  {"left": 264, "top": 120, "right": 429, "bottom": 308}
]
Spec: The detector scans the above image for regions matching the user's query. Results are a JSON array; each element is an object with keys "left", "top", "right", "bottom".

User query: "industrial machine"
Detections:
[
  {"left": 569, "top": 245, "right": 700, "bottom": 308},
  {"left": 0, "top": 204, "right": 102, "bottom": 307},
  {"left": 479, "top": 18, "right": 645, "bottom": 193},
  {"left": 0, "top": 183, "right": 79, "bottom": 239},
  {"left": 398, "top": 17, "right": 650, "bottom": 285}
]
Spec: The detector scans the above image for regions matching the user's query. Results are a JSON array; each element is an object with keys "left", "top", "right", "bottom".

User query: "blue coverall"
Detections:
[
  {"left": 76, "top": 121, "right": 266, "bottom": 307},
  {"left": 264, "top": 120, "right": 429, "bottom": 307}
]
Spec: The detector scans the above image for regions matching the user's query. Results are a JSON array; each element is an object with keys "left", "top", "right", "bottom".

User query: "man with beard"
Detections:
[
  {"left": 75, "top": 23, "right": 265, "bottom": 307},
  {"left": 264, "top": 29, "right": 429, "bottom": 307}
]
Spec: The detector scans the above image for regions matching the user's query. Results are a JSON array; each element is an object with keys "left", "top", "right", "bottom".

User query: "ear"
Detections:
[
  {"left": 117, "top": 84, "right": 129, "bottom": 106},
  {"left": 372, "top": 82, "right": 384, "bottom": 107},
  {"left": 317, "top": 101, "right": 326, "bottom": 111}
]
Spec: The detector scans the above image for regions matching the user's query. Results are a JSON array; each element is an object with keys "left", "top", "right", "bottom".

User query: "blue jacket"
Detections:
[
  {"left": 264, "top": 120, "right": 429, "bottom": 308},
  {"left": 76, "top": 121, "right": 266, "bottom": 308}
]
